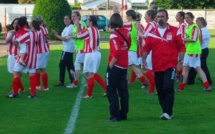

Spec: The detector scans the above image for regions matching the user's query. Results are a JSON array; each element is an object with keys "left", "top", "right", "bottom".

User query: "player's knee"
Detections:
[{"left": 75, "top": 62, "right": 81, "bottom": 70}]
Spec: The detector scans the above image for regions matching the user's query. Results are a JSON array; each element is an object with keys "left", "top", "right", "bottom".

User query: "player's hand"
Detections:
[
  {"left": 11, "top": 30, "right": 16, "bottom": 35},
  {"left": 141, "top": 60, "right": 147, "bottom": 70},
  {"left": 51, "top": 30, "right": 58, "bottom": 36},
  {"left": 176, "top": 62, "right": 183, "bottom": 71},
  {"left": 14, "top": 40, "right": 19, "bottom": 47}
]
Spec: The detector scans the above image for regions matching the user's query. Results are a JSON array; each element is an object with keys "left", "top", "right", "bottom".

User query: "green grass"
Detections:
[
  {"left": 0, "top": 33, "right": 5, "bottom": 40},
  {"left": 100, "top": 31, "right": 110, "bottom": 38},
  {"left": 209, "top": 29, "right": 215, "bottom": 37},
  {"left": 0, "top": 38, "right": 215, "bottom": 134}
]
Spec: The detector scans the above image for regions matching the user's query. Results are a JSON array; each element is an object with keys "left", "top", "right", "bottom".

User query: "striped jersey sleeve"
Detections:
[
  {"left": 191, "top": 27, "right": 198, "bottom": 41},
  {"left": 16, "top": 32, "right": 30, "bottom": 44},
  {"left": 77, "top": 29, "right": 89, "bottom": 40}
]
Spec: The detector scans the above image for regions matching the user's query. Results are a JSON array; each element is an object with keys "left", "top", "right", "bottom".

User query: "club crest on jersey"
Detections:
[{"left": 166, "top": 33, "right": 172, "bottom": 40}]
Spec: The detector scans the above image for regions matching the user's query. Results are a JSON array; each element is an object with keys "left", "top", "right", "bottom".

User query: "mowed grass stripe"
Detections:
[{"left": 64, "top": 78, "right": 86, "bottom": 134}]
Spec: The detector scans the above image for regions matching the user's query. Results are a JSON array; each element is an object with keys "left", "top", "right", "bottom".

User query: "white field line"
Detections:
[{"left": 64, "top": 78, "right": 86, "bottom": 134}]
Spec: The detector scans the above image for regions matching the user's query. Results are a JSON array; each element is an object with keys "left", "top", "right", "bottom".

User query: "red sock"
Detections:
[
  {"left": 30, "top": 75, "right": 37, "bottom": 96},
  {"left": 12, "top": 77, "right": 21, "bottom": 95},
  {"left": 179, "top": 83, "right": 186, "bottom": 90},
  {"left": 18, "top": 74, "right": 24, "bottom": 92},
  {"left": 73, "top": 80, "right": 78, "bottom": 86},
  {"left": 42, "top": 73, "right": 48, "bottom": 88},
  {"left": 87, "top": 77, "right": 94, "bottom": 96},
  {"left": 203, "top": 81, "right": 210, "bottom": 89},
  {"left": 34, "top": 72, "right": 40, "bottom": 87},
  {"left": 19, "top": 82, "right": 24, "bottom": 91},
  {"left": 177, "top": 70, "right": 182, "bottom": 78},
  {"left": 145, "top": 71, "right": 155, "bottom": 93},
  {"left": 139, "top": 76, "right": 147, "bottom": 84},
  {"left": 94, "top": 73, "right": 106, "bottom": 90},
  {"left": 129, "top": 70, "right": 136, "bottom": 83}
]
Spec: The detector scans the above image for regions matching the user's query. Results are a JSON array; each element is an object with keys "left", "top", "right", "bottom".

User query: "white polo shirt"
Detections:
[
  {"left": 201, "top": 27, "right": 210, "bottom": 49},
  {"left": 61, "top": 24, "right": 75, "bottom": 52}
]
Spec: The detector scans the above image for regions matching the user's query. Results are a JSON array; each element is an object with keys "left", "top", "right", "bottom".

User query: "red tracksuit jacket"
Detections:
[
  {"left": 143, "top": 24, "right": 185, "bottom": 72},
  {"left": 108, "top": 27, "right": 131, "bottom": 68}
]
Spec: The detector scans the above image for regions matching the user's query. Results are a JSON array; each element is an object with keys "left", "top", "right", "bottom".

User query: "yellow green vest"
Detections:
[
  {"left": 129, "top": 21, "right": 138, "bottom": 51},
  {"left": 73, "top": 21, "right": 87, "bottom": 50},
  {"left": 185, "top": 23, "right": 201, "bottom": 54}
]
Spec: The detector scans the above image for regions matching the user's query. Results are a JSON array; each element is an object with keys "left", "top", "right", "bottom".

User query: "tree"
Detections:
[
  {"left": 0, "top": 0, "right": 18, "bottom": 3},
  {"left": 155, "top": 0, "right": 215, "bottom": 9},
  {"left": 18, "top": 0, "right": 36, "bottom": 4},
  {"left": 33, "top": 0, "right": 72, "bottom": 39}
]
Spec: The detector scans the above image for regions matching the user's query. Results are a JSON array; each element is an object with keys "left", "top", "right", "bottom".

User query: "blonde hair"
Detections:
[{"left": 196, "top": 17, "right": 207, "bottom": 27}]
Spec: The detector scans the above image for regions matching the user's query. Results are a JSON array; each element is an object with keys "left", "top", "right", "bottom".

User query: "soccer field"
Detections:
[{"left": 0, "top": 40, "right": 214, "bottom": 133}]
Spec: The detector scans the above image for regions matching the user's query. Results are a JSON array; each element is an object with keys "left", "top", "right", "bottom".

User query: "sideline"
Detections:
[{"left": 64, "top": 78, "right": 86, "bottom": 134}]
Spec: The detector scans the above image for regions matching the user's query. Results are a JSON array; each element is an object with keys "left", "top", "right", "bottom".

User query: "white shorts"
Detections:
[
  {"left": 7, "top": 54, "right": 16, "bottom": 73},
  {"left": 13, "top": 62, "right": 36, "bottom": 74},
  {"left": 19, "top": 43, "right": 27, "bottom": 54},
  {"left": 83, "top": 51, "right": 101, "bottom": 73},
  {"left": 137, "top": 57, "right": 142, "bottom": 66},
  {"left": 36, "top": 52, "right": 50, "bottom": 69},
  {"left": 183, "top": 54, "right": 201, "bottom": 68},
  {"left": 75, "top": 53, "right": 85, "bottom": 64},
  {"left": 128, "top": 51, "right": 138, "bottom": 66},
  {"left": 146, "top": 51, "right": 152, "bottom": 70}
]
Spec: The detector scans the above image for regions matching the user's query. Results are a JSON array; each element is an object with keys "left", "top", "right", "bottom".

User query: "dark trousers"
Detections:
[
  {"left": 106, "top": 66, "right": 129, "bottom": 120},
  {"left": 59, "top": 51, "right": 75, "bottom": 84},
  {"left": 187, "top": 48, "right": 212, "bottom": 85},
  {"left": 154, "top": 68, "right": 175, "bottom": 116}
]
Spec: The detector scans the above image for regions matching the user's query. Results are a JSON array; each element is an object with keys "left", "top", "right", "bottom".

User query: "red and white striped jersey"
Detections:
[
  {"left": 179, "top": 22, "right": 186, "bottom": 40},
  {"left": 37, "top": 26, "right": 49, "bottom": 53},
  {"left": 143, "top": 21, "right": 157, "bottom": 37},
  {"left": 191, "top": 26, "right": 198, "bottom": 41},
  {"left": 7, "top": 32, "right": 18, "bottom": 56},
  {"left": 77, "top": 26, "right": 100, "bottom": 53},
  {"left": 16, "top": 31, "right": 39, "bottom": 69},
  {"left": 137, "top": 23, "right": 144, "bottom": 58}
]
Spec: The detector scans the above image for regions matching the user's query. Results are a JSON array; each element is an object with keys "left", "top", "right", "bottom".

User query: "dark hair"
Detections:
[
  {"left": 186, "top": 12, "right": 194, "bottom": 20},
  {"left": 196, "top": 17, "right": 207, "bottom": 27},
  {"left": 72, "top": 11, "right": 81, "bottom": 20},
  {"left": 126, "top": 9, "right": 136, "bottom": 20},
  {"left": 136, "top": 12, "right": 142, "bottom": 21},
  {"left": 88, "top": 15, "right": 98, "bottom": 27},
  {"left": 18, "top": 16, "right": 29, "bottom": 27},
  {"left": 33, "top": 15, "right": 43, "bottom": 25},
  {"left": 146, "top": 10, "right": 156, "bottom": 20},
  {"left": 31, "top": 20, "right": 40, "bottom": 31},
  {"left": 157, "top": 9, "right": 168, "bottom": 18},
  {"left": 177, "top": 11, "right": 185, "bottom": 19},
  {"left": 65, "top": 15, "right": 73, "bottom": 24},
  {"left": 16, "top": 16, "right": 29, "bottom": 31},
  {"left": 7, "top": 18, "right": 18, "bottom": 31},
  {"left": 110, "top": 13, "right": 123, "bottom": 29}
]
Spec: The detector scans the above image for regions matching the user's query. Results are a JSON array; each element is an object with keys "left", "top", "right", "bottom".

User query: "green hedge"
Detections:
[
  {"left": 33, "top": 0, "right": 72, "bottom": 40},
  {"left": 71, "top": 5, "right": 81, "bottom": 10}
]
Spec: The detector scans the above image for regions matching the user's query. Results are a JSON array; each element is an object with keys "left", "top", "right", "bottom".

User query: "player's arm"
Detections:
[
  {"left": 5, "top": 31, "right": 15, "bottom": 43},
  {"left": 184, "top": 26, "right": 198, "bottom": 42}
]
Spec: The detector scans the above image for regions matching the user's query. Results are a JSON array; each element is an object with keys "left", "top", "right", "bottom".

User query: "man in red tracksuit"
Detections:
[{"left": 142, "top": 9, "right": 185, "bottom": 120}]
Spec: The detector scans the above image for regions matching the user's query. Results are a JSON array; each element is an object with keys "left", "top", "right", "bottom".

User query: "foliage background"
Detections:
[
  {"left": 154, "top": 0, "right": 215, "bottom": 9},
  {"left": 32, "top": 0, "right": 72, "bottom": 39}
]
